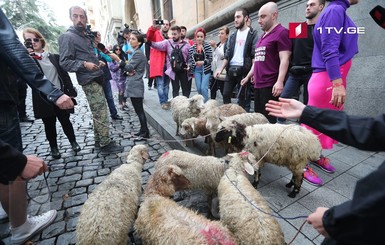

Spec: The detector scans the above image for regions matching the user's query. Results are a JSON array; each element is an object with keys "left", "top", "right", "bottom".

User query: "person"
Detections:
[
  {"left": 108, "top": 44, "right": 128, "bottom": 110},
  {"left": 278, "top": 0, "right": 325, "bottom": 122},
  {"left": 117, "top": 32, "right": 150, "bottom": 139},
  {"left": 144, "top": 41, "right": 156, "bottom": 90},
  {"left": 59, "top": 6, "right": 123, "bottom": 154},
  {"left": 265, "top": 97, "right": 385, "bottom": 245},
  {"left": 146, "top": 20, "right": 170, "bottom": 110},
  {"left": 302, "top": 0, "right": 359, "bottom": 183},
  {"left": 0, "top": 8, "right": 74, "bottom": 244},
  {"left": 93, "top": 31, "right": 123, "bottom": 120},
  {"left": 215, "top": 8, "right": 258, "bottom": 109},
  {"left": 22, "top": 27, "right": 81, "bottom": 159},
  {"left": 149, "top": 25, "right": 191, "bottom": 98},
  {"left": 161, "top": 20, "right": 170, "bottom": 39},
  {"left": 17, "top": 79, "right": 34, "bottom": 123},
  {"left": 188, "top": 28, "right": 212, "bottom": 102},
  {"left": 241, "top": 2, "right": 292, "bottom": 123},
  {"left": 209, "top": 26, "right": 229, "bottom": 100},
  {"left": 180, "top": 26, "right": 194, "bottom": 46}
]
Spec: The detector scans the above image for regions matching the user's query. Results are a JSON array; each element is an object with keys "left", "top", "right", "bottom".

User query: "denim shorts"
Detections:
[{"left": 0, "top": 103, "right": 23, "bottom": 152}]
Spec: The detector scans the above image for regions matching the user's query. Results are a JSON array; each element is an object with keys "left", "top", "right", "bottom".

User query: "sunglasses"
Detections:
[
  {"left": 115, "top": 48, "right": 121, "bottom": 51},
  {"left": 25, "top": 38, "right": 40, "bottom": 43}
]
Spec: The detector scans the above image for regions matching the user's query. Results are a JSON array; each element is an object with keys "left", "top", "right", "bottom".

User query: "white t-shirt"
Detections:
[{"left": 230, "top": 27, "right": 249, "bottom": 66}]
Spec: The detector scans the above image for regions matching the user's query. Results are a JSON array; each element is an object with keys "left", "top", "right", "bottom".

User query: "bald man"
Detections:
[{"left": 241, "top": 2, "right": 292, "bottom": 123}]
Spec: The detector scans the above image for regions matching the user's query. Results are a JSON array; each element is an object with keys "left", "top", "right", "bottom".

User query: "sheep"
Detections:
[
  {"left": 204, "top": 104, "right": 246, "bottom": 156},
  {"left": 76, "top": 145, "right": 149, "bottom": 245},
  {"left": 156, "top": 150, "right": 258, "bottom": 217},
  {"left": 215, "top": 123, "right": 321, "bottom": 198},
  {"left": 135, "top": 164, "right": 238, "bottom": 245},
  {"left": 218, "top": 151, "right": 285, "bottom": 245},
  {"left": 215, "top": 112, "right": 270, "bottom": 151},
  {"left": 171, "top": 94, "right": 205, "bottom": 136}
]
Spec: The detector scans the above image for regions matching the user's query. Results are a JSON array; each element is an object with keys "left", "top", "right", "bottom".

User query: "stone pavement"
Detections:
[{"left": 1, "top": 77, "right": 384, "bottom": 244}]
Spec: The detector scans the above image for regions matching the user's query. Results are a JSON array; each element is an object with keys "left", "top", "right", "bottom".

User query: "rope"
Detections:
[
  {"left": 25, "top": 172, "right": 52, "bottom": 204},
  {"left": 288, "top": 220, "right": 307, "bottom": 245}
]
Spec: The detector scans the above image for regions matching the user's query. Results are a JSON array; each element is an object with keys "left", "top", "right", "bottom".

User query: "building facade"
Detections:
[{"left": 87, "top": 0, "right": 385, "bottom": 117}]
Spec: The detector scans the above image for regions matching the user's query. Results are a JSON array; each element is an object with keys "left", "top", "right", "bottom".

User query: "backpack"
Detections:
[{"left": 168, "top": 41, "right": 187, "bottom": 73}]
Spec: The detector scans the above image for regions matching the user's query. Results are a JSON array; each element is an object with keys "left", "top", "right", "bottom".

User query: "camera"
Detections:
[
  {"left": 155, "top": 19, "right": 164, "bottom": 25},
  {"left": 85, "top": 25, "right": 98, "bottom": 39},
  {"left": 24, "top": 40, "right": 35, "bottom": 56}
]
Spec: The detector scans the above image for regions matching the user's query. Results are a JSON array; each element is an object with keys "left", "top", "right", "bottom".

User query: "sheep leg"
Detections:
[
  {"left": 288, "top": 172, "right": 303, "bottom": 198},
  {"left": 252, "top": 172, "right": 261, "bottom": 189}
]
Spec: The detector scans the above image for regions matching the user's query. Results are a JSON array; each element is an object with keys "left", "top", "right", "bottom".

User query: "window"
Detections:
[
  {"left": 152, "top": 0, "right": 161, "bottom": 19},
  {"left": 163, "top": 0, "right": 173, "bottom": 21}
]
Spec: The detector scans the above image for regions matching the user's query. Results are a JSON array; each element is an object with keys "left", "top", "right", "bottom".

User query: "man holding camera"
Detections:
[{"left": 59, "top": 6, "right": 122, "bottom": 153}]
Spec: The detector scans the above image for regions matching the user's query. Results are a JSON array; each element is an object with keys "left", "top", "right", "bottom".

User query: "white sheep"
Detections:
[
  {"left": 171, "top": 94, "right": 205, "bottom": 136},
  {"left": 218, "top": 151, "right": 285, "bottom": 245},
  {"left": 135, "top": 164, "right": 238, "bottom": 245},
  {"left": 76, "top": 145, "right": 149, "bottom": 245},
  {"left": 156, "top": 150, "right": 258, "bottom": 217},
  {"left": 215, "top": 112, "right": 270, "bottom": 151},
  {"left": 216, "top": 123, "right": 321, "bottom": 198},
  {"left": 204, "top": 104, "right": 246, "bottom": 156}
]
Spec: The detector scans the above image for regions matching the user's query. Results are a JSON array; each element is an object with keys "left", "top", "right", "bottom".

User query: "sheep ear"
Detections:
[
  {"left": 228, "top": 153, "right": 236, "bottom": 157},
  {"left": 191, "top": 123, "right": 195, "bottom": 132},
  {"left": 243, "top": 162, "right": 254, "bottom": 175},
  {"left": 247, "top": 153, "right": 258, "bottom": 169},
  {"left": 141, "top": 150, "right": 149, "bottom": 160}
]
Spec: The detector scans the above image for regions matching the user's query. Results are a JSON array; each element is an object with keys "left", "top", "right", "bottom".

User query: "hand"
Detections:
[
  {"left": 20, "top": 155, "right": 49, "bottom": 180},
  {"left": 214, "top": 70, "right": 222, "bottom": 78},
  {"left": 126, "top": 50, "right": 132, "bottom": 54},
  {"left": 127, "top": 71, "right": 136, "bottom": 76},
  {"left": 108, "top": 53, "right": 120, "bottom": 62},
  {"left": 330, "top": 78, "right": 345, "bottom": 108},
  {"left": 240, "top": 77, "right": 250, "bottom": 86},
  {"left": 250, "top": 76, "right": 255, "bottom": 84},
  {"left": 307, "top": 207, "right": 330, "bottom": 238},
  {"left": 196, "top": 61, "right": 204, "bottom": 67},
  {"left": 272, "top": 81, "right": 284, "bottom": 97},
  {"left": 84, "top": 61, "right": 99, "bottom": 71},
  {"left": 55, "top": 94, "right": 74, "bottom": 109},
  {"left": 148, "top": 60, "right": 150, "bottom": 65},
  {"left": 209, "top": 40, "right": 216, "bottom": 48},
  {"left": 98, "top": 60, "right": 106, "bottom": 68},
  {"left": 265, "top": 98, "right": 306, "bottom": 119}
]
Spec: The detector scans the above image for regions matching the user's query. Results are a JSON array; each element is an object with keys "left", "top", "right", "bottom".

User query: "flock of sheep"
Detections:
[{"left": 76, "top": 96, "right": 323, "bottom": 244}]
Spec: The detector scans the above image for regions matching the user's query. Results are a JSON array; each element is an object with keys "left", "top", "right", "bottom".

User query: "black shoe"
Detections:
[
  {"left": 19, "top": 116, "right": 34, "bottom": 123},
  {"left": 100, "top": 141, "right": 123, "bottom": 154},
  {"left": 122, "top": 105, "right": 129, "bottom": 111},
  {"left": 111, "top": 115, "right": 123, "bottom": 120},
  {"left": 133, "top": 132, "right": 141, "bottom": 137},
  {"left": 51, "top": 147, "right": 61, "bottom": 159},
  {"left": 70, "top": 141, "right": 81, "bottom": 152},
  {"left": 134, "top": 133, "right": 149, "bottom": 141}
]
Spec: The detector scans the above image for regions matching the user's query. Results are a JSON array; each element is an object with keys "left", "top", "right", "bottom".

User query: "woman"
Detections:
[
  {"left": 23, "top": 28, "right": 80, "bottom": 159},
  {"left": 108, "top": 44, "right": 128, "bottom": 110},
  {"left": 188, "top": 28, "right": 212, "bottom": 102},
  {"left": 119, "top": 32, "right": 149, "bottom": 139},
  {"left": 303, "top": 0, "right": 359, "bottom": 185},
  {"left": 209, "top": 26, "right": 229, "bottom": 100}
]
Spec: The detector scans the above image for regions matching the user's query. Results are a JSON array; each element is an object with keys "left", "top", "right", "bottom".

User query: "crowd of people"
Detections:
[{"left": 0, "top": 0, "right": 384, "bottom": 244}]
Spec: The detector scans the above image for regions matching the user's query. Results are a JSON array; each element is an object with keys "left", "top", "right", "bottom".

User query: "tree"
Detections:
[{"left": 2, "top": 0, "right": 66, "bottom": 53}]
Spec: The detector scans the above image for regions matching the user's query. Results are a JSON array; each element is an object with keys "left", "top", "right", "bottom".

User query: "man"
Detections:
[
  {"left": 161, "top": 20, "right": 170, "bottom": 39},
  {"left": 278, "top": 0, "right": 325, "bottom": 122},
  {"left": 0, "top": 8, "right": 74, "bottom": 244},
  {"left": 241, "top": 2, "right": 292, "bottom": 123},
  {"left": 146, "top": 20, "right": 170, "bottom": 110},
  {"left": 216, "top": 8, "right": 258, "bottom": 109},
  {"left": 149, "top": 25, "right": 191, "bottom": 98},
  {"left": 59, "top": 6, "right": 122, "bottom": 153},
  {"left": 94, "top": 31, "right": 123, "bottom": 120},
  {"left": 180, "top": 26, "right": 194, "bottom": 46}
]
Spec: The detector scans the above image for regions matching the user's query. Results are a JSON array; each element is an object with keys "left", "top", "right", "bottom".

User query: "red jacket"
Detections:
[{"left": 146, "top": 26, "right": 166, "bottom": 78}]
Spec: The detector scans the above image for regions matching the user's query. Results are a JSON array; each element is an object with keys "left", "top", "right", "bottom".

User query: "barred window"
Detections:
[
  {"left": 163, "top": 0, "right": 173, "bottom": 21},
  {"left": 152, "top": 0, "right": 161, "bottom": 19}
]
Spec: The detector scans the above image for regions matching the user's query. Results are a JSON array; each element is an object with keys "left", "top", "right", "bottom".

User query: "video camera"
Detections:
[{"left": 85, "top": 25, "right": 98, "bottom": 39}]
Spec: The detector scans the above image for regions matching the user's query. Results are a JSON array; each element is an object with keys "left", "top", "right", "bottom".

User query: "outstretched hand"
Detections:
[{"left": 265, "top": 98, "right": 306, "bottom": 119}]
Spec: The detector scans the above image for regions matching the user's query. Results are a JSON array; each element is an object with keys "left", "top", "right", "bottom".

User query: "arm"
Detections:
[
  {"left": 108, "top": 61, "right": 121, "bottom": 72},
  {"left": 120, "top": 51, "right": 143, "bottom": 73},
  {"left": 204, "top": 42, "right": 213, "bottom": 66},
  {"left": 58, "top": 34, "right": 87, "bottom": 73},
  {"left": 272, "top": 50, "right": 291, "bottom": 97},
  {"left": 240, "top": 62, "right": 255, "bottom": 86},
  {"left": 150, "top": 40, "right": 168, "bottom": 52}
]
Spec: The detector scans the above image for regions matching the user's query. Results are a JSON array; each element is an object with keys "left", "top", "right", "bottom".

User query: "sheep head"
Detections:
[
  {"left": 180, "top": 118, "right": 196, "bottom": 138},
  {"left": 227, "top": 151, "right": 258, "bottom": 176},
  {"left": 216, "top": 121, "right": 246, "bottom": 151},
  {"left": 127, "top": 144, "right": 148, "bottom": 164},
  {"left": 189, "top": 94, "right": 205, "bottom": 113},
  {"left": 144, "top": 165, "right": 191, "bottom": 197}
]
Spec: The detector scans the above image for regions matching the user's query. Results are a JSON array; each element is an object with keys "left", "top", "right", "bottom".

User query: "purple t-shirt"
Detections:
[{"left": 254, "top": 24, "right": 292, "bottom": 88}]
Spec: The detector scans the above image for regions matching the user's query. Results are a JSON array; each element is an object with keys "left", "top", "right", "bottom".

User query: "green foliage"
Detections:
[{"left": 2, "top": 0, "right": 67, "bottom": 53}]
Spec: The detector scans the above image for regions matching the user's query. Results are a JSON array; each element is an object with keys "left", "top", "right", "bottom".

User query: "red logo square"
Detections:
[{"left": 289, "top": 22, "right": 308, "bottom": 39}]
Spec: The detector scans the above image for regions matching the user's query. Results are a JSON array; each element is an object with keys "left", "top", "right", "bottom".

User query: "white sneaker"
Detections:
[
  {"left": 11, "top": 210, "right": 57, "bottom": 245},
  {"left": 0, "top": 203, "right": 8, "bottom": 221}
]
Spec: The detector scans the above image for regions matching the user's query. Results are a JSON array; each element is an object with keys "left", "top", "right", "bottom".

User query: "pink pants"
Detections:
[{"left": 304, "top": 60, "right": 352, "bottom": 149}]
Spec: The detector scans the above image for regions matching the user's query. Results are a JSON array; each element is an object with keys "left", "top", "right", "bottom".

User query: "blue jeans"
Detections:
[
  {"left": 278, "top": 73, "right": 312, "bottom": 123},
  {"left": 0, "top": 104, "right": 22, "bottom": 151},
  {"left": 194, "top": 66, "right": 210, "bottom": 102},
  {"left": 156, "top": 74, "right": 170, "bottom": 105},
  {"left": 103, "top": 80, "right": 118, "bottom": 117}
]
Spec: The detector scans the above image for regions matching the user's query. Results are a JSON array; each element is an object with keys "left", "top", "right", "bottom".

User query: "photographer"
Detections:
[{"left": 59, "top": 6, "right": 122, "bottom": 154}]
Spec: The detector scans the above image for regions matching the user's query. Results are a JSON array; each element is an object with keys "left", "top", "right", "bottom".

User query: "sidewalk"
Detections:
[{"left": 0, "top": 78, "right": 383, "bottom": 244}]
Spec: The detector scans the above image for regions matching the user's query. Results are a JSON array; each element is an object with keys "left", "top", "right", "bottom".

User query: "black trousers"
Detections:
[
  {"left": 209, "top": 76, "right": 224, "bottom": 100},
  {"left": 254, "top": 86, "right": 278, "bottom": 123},
  {"left": 130, "top": 97, "right": 149, "bottom": 135},
  {"left": 41, "top": 107, "right": 76, "bottom": 147},
  {"left": 171, "top": 72, "right": 190, "bottom": 98},
  {"left": 222, "top": 74, "right": 247, "bottom": 108}
]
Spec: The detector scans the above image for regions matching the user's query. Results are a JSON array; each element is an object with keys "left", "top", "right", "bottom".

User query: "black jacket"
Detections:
[
  {"left": 31, "top": 53, "right": 76, "bottom": 118},
  {"left": 0, "top": 9, "right": 64, "bottom": 184},
  {"left": 224, "top": 27, "right": 258, "bottom": 75},
  {"left": 300, "top": 106, "right": 385, "bottom": 245}
]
